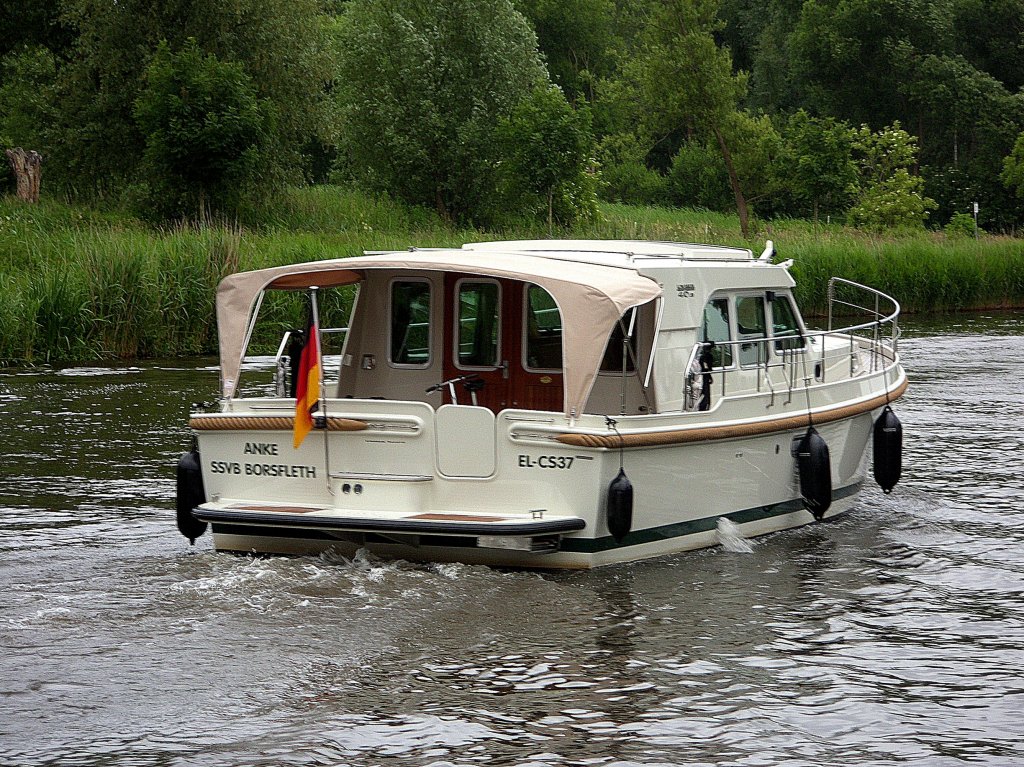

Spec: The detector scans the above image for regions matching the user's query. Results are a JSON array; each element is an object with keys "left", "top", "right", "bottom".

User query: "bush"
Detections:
[
  {"left": 132, "top": 39, "right": 272, "bottom": 220},
  {"left": 847, "top": 169, "right": 938, "bottom": 231},
  {"left": 600, "top": 160, "right": 668, "bottom": 205},
  {"left": 944, "top": 212, "right": 978, "bottom": 238},
  {"left": 666, "top": 142, "right": 732, "bottom": 211}
]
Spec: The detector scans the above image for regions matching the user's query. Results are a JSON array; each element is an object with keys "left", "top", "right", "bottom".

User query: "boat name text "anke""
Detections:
[{"left": 244, "top": 442, "right": 279, "bottom": 455}]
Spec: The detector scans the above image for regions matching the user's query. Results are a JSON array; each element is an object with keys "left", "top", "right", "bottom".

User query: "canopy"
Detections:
[{"left": 216, "top": 249, "right": 663, "bottom": 418}]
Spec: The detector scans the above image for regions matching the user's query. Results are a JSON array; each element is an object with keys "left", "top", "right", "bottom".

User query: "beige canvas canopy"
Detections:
[{"left": 216, "top": 249, "right": 663, "bottom": 418}]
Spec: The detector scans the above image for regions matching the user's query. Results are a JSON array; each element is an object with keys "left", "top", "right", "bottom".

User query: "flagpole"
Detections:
[{"left": 309, "top": 286, "right": 333, "bottom": 494}]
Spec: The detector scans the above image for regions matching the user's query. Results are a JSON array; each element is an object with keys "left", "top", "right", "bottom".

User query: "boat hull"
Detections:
[
  {"left": 204, "top": 487, "right": 861, "bottom": 569},
  {"left": 190, "top": 400, "right": 881, "bottom": 568}
]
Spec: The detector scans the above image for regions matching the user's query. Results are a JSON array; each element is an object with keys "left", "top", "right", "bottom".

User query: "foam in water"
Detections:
[{"left": 716, "top": 517, "right": 755, "bottom": 553}]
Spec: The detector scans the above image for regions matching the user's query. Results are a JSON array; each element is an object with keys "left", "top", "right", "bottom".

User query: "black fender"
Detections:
[
  {"left": 176, "top": 449, "right": 207, "bottom": 544},
  {"left": 606, "top": 468, "right": 633, "bottom": 542},
  {"left": 873, "top": 405, "right": 902, "bottom": 493},
  {"left": 797, "top": 427, "right": 832, "bottom": 520}
]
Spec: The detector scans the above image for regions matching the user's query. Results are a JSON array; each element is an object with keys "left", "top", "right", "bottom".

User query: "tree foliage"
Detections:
[
  {"left": 5, "top": 0, "right": 1024, "bottom": 232},
  {"left": 614, "top": 0, "right": 753, "bottom": 232},
  {"left": 334, "top": 0, "right": 556, "bottom": 223},
  {"left": 848, "top": 124, "right": 937, "bottom": 230},
  {"left": 0, "top": 46, "right": 57, "bottom": 150},
  {"left": 133, "top": 40, "right": 272, "bottom": 219},
  {"left": 1000, "top": 131, "right": 1024, "bottom": 198},
  {"left": 496, "top": 86, "right": 597, "bottom": 227},
  {"left": 41, "top": 0, "right": 336, "bottom": 211},
  {"left": 779, "top": 110, "right": 858, "bottom": 222},
  {"left": 514, "top": 0, "right": 617, "bottom": 102}
]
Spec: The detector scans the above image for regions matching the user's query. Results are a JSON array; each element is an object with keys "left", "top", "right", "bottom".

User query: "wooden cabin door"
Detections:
[{"left": 442, "top": 275, "right": 563, "bottom": 413}]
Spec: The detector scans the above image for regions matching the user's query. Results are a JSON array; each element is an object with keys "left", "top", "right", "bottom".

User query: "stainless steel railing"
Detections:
[{"left": 683, "top": 279, "right": 900, "bottom": 411}]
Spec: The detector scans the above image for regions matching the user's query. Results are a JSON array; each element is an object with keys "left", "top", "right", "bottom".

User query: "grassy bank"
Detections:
[{"left": 2, "top": 187, "right": 1022, "bottom": 364}]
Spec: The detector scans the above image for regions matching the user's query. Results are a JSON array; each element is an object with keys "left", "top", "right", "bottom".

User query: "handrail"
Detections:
[
  {"left": 681, "top": 280, "right": 901, "bottom": 412},
  {"left": 271, "top": 326, "right": 349, "bottom": 396}
]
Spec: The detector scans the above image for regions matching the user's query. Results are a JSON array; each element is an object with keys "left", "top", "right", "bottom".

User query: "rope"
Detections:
[
  {"left": 190, "top": 415, "right": 368, "bottom": 432},
  {"left": 557, "top": 378, "right": 909, "bottom": 449},
  {"left": 605, "top": 415, "right": 625, "bottom": 470}
]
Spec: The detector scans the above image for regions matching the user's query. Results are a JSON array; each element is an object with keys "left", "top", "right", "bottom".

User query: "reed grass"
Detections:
[{"left": 2, "top": 188, "right": 1022, "bottom": 365}]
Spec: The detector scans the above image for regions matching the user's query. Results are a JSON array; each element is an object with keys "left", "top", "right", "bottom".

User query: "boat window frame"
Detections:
[
  {"left": 453, "top": 277, "right": 502, "bottom": 371},
  {"left": 769, "top": 292, "right": 807, "bottom": 353},
  {"left": 735, "top": 292, "right": 770, "bottom": 368},
  {"left": 700, "top": 294, "right": 736, "bottom": 370},
  {"left": 388, "top": 277, "right": 433, "bottom": 369},
  {"left": 522, "top": 283, "right": 563, "bottom": 373}
]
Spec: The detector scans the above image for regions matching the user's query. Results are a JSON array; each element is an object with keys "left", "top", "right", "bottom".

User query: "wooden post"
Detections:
[{"left": 4, "top": 148, "right": 43, "bottom": 203}]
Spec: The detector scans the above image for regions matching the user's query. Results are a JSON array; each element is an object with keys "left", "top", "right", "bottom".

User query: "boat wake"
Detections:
[{"left": 716, "top": 517, "right": 755, "bottom": 553}]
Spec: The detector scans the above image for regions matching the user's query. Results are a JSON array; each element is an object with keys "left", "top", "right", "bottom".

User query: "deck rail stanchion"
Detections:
[{"left": 309, "top": 286, "right": 334, "bottom": 495}]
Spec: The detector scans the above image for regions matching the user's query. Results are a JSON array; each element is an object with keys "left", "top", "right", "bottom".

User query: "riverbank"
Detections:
[{"left": 2, "top": 187, "right": 1022, "bottom": 364}]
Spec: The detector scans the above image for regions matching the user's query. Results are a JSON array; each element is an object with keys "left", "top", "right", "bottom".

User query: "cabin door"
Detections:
[{"left": 442, "top": 275, "right": 564, "bottom": 413}]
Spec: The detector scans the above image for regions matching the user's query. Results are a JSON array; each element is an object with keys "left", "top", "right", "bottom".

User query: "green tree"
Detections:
[
  {"left": 953, "top": 0, "right": 1024, "bottom": 91},
  {"left": 596, "top": 132, "right": 669, "bottom": 205},
  {"left": 787, "top": 0, "right": 1024, "bottom": 230},
  {"left": 334, "top": 0, "right": 549, "bottom": 223},
  {"left": 497, "top": 86, "right": 597, "bottom": 228},
  {"left": 780, "top": 110, "right": 858, "bottom": 223},
  {"left": 1000, "top": 131, "right": 1024, "bottom": 198},
  {"left": 514, "top": 0, "right": 617, "bottom": 103},
  {"left": 45, "top": 0, "right": 335, "bottom": 208},
  {"left": 133, "top": 40, "right": 272, "bottom": 219},
  {"left": 0, "top": 0, "right": 73, "bottom": 61},
  {"left": 848, "top": 169, "right": 937, "bottom": 230},
  {"left": 0, "top": 46, "right": 57, "bottom": 150},
  {"left": 848, "top": 123, "right": 937, "bottom": 230},
  {"left": 790, "top": 0, "right": 951, "bottom": 127},
  {"left": 666, "top": 140, "right": 731, "bottom": 210},
  {"left": 618, "top": 0, "right": 753, "bottom": 234}
]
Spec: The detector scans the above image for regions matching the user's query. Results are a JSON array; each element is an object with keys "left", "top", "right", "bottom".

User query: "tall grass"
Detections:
[{"left": 2, "top": 189, "right": 1023, "bottom": 365}]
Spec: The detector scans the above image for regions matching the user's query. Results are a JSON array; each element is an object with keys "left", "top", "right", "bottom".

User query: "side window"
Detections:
[
  {"left": 600, "top": 310, "right": 637, "bottom": 373},
  {"left": 701, "top": 298, "right": 733, "bottom": 367},
  {"left": 390, "top": 280, "right": 431, "bottom": 366},
  {"left": 457, "top": 281, "right": 500, "bottom": 367},
  {"left": 736, "top": 295, "right": 767, "bottom": 366},
  {"left": 772, "top": 295, "right": 805, "bottom": 351},
  {"left": 525, "top": 285, "right": 562, "bottom": 370}
]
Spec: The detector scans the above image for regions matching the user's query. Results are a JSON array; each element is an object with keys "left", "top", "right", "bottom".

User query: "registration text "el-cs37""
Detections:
[{"left": 518, "top": 455, "right": 574, "bottom": 469}]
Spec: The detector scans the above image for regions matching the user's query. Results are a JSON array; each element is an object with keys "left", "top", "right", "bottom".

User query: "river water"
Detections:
[{"left": 2, "top": 316, "right": 1023, "bottom": 766}]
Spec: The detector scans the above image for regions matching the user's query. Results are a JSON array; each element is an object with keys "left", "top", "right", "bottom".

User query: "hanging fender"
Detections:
[
  {"left": 176, "top": 448, "right": 208, "bottom": 544},
  {"left": 606, "top": 468, "right": 633, "bottom": 542},
  {"left": 873, "top": 405, "right": 902, "bottom": 493},
  {"left": 797, "top": 427, "right": 832, "bottom": 520}
]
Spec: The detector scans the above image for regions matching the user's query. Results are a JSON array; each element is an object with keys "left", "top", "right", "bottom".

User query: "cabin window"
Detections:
[
  {"left": 456, "top": 280, "right": 500, "bottom": 367},
  {"left": 736, "top": 295, "right": 768, "bottom": 366},
  {"left": 600, "top": 310, "right": 637, "bottom": 373},
  {"left": 390, "top": 280, "right": 432, "bottom": 366},
  {"left": 525, "top": 285, "right": 562, "bottom": 370},
  {"left": 701, "top": 298, "right": 734, "bottom": 367},
  {"left": 771, "top": 295, "right": 805, "bottom": 351}
]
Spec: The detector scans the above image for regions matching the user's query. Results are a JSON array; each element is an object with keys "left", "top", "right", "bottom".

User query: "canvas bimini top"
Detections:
[{"left": 215, "top": 249, "right": 664, "bottom": 418}]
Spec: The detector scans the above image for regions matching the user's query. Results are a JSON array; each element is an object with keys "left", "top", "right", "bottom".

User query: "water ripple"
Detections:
[{"left": 3, "top": 333, "right": 1024, "bottom": 765}]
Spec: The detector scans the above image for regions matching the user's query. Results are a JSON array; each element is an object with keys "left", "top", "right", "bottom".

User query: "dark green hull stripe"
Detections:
[
  {"left": 210, "top": 482, "right": 862, "bottom": 555},
  {"left": 560, "top": 482, "right": 862, "bottom": 553}
]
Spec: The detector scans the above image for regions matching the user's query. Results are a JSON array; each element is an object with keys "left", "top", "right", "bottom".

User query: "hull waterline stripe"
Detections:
[
  {"left": 205, "top": 483, "right": 862, "bottom": 555},
  {"left": 561, "top": 481, "right": 863, "bottom": 553},
  {"left": 556, "top": 379, "right": 908, "bottom": 449},
  {"left": 190, "top": 415, "right": 368, "bottom": 431}
]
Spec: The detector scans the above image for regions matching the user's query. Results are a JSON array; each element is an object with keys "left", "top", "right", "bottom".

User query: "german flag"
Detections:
[{"left": 292, "top": 320, "right": 321, "bottom": 449}]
